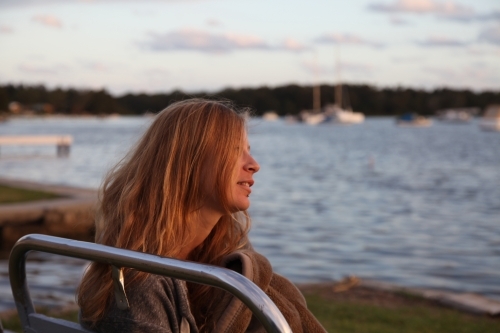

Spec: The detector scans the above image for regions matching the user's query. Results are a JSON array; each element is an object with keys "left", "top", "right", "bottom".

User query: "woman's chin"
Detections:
[{"left": 230, "top": 200, "right": 250, "bottom": 213}]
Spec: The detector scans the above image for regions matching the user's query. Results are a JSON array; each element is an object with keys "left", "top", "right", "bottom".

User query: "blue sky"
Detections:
[{"left": 0, "top": 0, "right": 499, "bottom": 95}]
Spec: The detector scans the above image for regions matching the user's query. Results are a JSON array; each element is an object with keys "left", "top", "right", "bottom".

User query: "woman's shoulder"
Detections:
[
  {"left": 87, "top": 275, "right": 198, "bottom": 333},
  {"left": 134, "top": 274, "right": 189, "bottom": 303},
  {"left": 221, "top": 249, "right": 273, "bottom": 289}
]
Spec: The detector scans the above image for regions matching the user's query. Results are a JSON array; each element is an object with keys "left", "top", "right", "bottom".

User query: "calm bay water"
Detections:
[{"left": 0, "top": 116, "right": 499, "bottom": 311}]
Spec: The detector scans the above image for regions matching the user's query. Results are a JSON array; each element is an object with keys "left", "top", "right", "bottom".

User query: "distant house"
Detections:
[{"left": 8, "top": 101, "right": 55, "bottom": 115}]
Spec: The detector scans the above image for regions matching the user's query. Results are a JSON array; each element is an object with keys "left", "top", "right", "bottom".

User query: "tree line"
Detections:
[{"left": 1, "top": 83, "right": 498, "bottom": 116}]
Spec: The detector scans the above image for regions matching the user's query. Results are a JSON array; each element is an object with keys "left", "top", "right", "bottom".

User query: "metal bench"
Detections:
[{"left": 8, "top": 234, "right": 292, "bottom": 333}]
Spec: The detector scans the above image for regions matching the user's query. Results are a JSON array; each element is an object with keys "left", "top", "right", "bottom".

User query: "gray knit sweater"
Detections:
[{"left": 81, "top": 275, "right": 199, "bottom": 333}]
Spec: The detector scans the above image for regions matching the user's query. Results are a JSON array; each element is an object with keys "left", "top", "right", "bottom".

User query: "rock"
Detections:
[
  {"left": 360, "top": 279, "right": 500, "bottom": 316},
  {"left": 0, "top": 178, "right": 98, "bottom": 252}
]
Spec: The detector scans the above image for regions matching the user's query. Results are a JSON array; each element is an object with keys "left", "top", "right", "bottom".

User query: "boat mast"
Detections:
[
  {"left": 313, "top": 51, "right": 321, "bottom": 111},
  {"left": 335, "top": 45, "right": 342, "bottom": 108}
]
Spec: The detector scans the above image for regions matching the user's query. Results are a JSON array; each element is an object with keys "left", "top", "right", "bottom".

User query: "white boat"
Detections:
[
  {"left": 479, "top": 105, "right": 500, "bottom": 131},
  {"left": 325, "top": 47, "right": 365, "bottom": 125},
  {"left": 437, "top": 108, "right": 477, "bottom": 123},
  {"left": 299, "top": 86, "right": 365, "bottom": 125},
  {"left": 300, "top": 47, "right": 364, "bottom": 125},
  {"left": 284, "top": 114, "right": 298, "bottom": 124},
  {"left": 321, "top": 68, "right": 365, "bottom": 125},
  {"left": 396, "top": 113, "right": 432, "bottom": 127},
  {"left": 299, "top": 110, "right": 326, "bottom": 125},
  {"left": 262, "top": 111, "right": 279, "bottom": 121},
  {"left": 323, "top": 103, "right": 365, "bottom": 124}
]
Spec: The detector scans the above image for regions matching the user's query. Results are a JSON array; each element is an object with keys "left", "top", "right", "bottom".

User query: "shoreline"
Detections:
[
  {"left": 1, "top": 279, "right": 499, "bottom": 319},
  {"left": 0, "top": 177, "right": 499, "bottom": 318},
  {"left": 0, "top": 177, "right": 97, "bottom": 255},
  {"left": 2, "top": 280, "right": 499, "bottom": 333},
  {"left": 298, "top": 278, "right": 500, "bottom": 317}
]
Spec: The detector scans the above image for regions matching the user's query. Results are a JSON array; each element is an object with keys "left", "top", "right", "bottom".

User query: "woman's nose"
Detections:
[{"left": 245, "top": 155, "right": 260, "bottom": 174}]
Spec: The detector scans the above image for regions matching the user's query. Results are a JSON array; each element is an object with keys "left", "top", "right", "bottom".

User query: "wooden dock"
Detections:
[{"left": 0, "top": 135, "right": 73, "bottom": 156}]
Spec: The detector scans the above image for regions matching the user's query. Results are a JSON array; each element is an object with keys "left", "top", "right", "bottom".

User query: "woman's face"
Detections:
[
  {"left": 228, "top": 131, "right": 260, "bottom": 212},
  {"left": 201, "top": 130, "right": 260, "bottom": 216}
]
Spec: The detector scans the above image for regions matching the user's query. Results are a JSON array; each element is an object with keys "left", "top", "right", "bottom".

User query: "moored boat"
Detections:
[
  {"left": 299, "top": 110, "right": 326, "bottom": 125},
  {"left": 396, "top": 113, "right": 432, "bottom": 127},
  {"left": 437, "top": 108, "right": 478, "bottom": 123},
  {"left": 479, "top": 105, "right": 500, "bottom": 132},
  {"left": 262, "top": 111, "right": 279, "bottom": 121},
  {"left": 323, "top": 103, "right": 365, "bottom": 124}
]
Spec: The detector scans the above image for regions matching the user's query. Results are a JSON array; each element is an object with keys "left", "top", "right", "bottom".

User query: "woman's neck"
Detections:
[{"left": 178, "top": 206, "right": 224, "bottom": 260}]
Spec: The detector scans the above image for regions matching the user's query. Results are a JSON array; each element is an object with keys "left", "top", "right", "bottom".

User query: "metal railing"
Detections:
[{"left": 9, "top": 234, "right": 292, "bottom": 333}]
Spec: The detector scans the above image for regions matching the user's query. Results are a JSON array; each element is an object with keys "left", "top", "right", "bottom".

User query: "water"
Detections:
[{"left": 0, "top": 116, "right": 499, "bottom": 311}]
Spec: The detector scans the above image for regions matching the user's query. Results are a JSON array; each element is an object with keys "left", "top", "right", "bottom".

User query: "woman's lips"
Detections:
[{"left": 237, "top": 180, "right": 253, "bottom": 194}]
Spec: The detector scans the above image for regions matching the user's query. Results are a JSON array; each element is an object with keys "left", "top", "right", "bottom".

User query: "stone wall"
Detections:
[{"left": 0, "top": 179, "right": 97, "bottom": 254}]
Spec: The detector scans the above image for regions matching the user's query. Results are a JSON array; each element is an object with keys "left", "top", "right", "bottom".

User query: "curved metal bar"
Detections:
[{"left": 9, "top": 234, "right": 292, "bottom": 333}]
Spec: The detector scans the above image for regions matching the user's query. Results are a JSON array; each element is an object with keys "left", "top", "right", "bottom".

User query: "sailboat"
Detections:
[
  {"left": 479, "top": 105, "right": 500, "bottom": 131},
  {"left": 323, "top": 46, "right": 364, "bottom": 124},
  {"left": 323, "top": 84, "right": 365, "bottom": 124},
  {"left": 299, "top": 83, "right": 327, "bottom": 125},
  {"left": 298, "top": 53, "right": 328, "bottom": 125},
  {"left": 301, "top": 47, "right": 365, "bottom": 125}
]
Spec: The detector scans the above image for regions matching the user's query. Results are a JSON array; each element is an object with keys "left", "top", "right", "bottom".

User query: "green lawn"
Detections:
[
  {"left": 0, "top": 184, "right": 61, "bottom": 204},
  {"left": 305, "top": 293, "right": 500, "bottom": 333},
  {"left": 1, "top": 308, "right": 78, "bottom": 333},
  {"left": 2, "top": 295, "right": 499, "bottom": 333}
]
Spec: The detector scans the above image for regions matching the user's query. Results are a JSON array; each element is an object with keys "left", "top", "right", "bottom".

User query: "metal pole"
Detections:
[
  {"left": 335, "top": 44, "right": 342, "bottom": 108},
  {"left": 313, "top": 51, "right": 321, "bottom": 111},
  {"left": 9, "top": 234, "right": 292, "bottom": 333}
]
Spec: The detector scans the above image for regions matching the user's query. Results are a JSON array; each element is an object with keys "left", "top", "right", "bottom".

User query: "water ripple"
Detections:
[{"left": 0, "top": 116, "right": 499, "bottom": 310}]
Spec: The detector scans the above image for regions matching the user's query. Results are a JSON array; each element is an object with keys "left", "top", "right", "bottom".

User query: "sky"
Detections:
[{"left": 0, "top": 0, "right": 499, "bottom": 95}]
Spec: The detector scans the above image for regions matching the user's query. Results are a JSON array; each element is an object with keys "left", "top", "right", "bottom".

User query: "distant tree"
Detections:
[
  {"left": 84, "top": 90, "right": 125, "bottom": 114},
  {"left": 0, "top": 87, "right": 8, "bottom": 111},
  {"left": 1, "top": 83, "right": 499, "bottom": 116}
]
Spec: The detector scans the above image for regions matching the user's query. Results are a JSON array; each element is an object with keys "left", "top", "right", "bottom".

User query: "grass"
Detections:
[
  {"left": 0, "top": 184, "right": 61, "bottom": 204},
  {"left": 304, "top": 292, "right": 500, "bottom": 333},
  {"left": 2, "top": 288, "right": 499, "bottom": 333},
  {"left": 1, "top": 307, "right": 78, "bottom": 333}
]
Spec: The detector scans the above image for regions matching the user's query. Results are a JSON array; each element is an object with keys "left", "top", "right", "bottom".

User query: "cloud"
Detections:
[
  {"left": 391, "top": 56, "right": 425, "bottom": 63},
  {"left": 482, "top": 11, "right": 500, "bottom": 21},
  {"left": 142, "top": 68, "right": 170, "bottom": 76},
  {"left": 0, "top": 0, "right": 199, "bottom": 7},
  {"left": 479, "top": 25, "right": 500, "bottom": 46},
  {"left": 140, "top": 29, "right": 307, "bottom": 53},
  {"left": 132, "top": 9, "right": 157, "bottom": 17},
  {"left": 1, "top": 0, "right": 63, "bottom": 7},
  {"left": 0, "top": 25, "right": 14, "bottom": 33},
  {"left": 423, "top": 64, "right": 499, "bottom": 83},
  {"left": 440, "top": 8, "right": 500, "bottom": 22},
  {"left": 206, "top": 19, "right": 221, "bottom": 27},
  {"left": 281, "top": 38, "right": 308, "bottom": 52},
  {"left": 18, "top": 63, "right": 68, "bottom": 74},
  {"left": 81, "top": 61, "right": 110, "bottom": 72},
  {"left": 423, "top": 67, "right": 458, "bottom": 80},
  {"left": 315, "top": 33, "right": 384, "bottom": 48},
  {"left": 368, "top": 0, "right": 496, "bottom": 22},
  {"left": 416, "top": 35, "right": 469, "bottom": 47},
  {"left": 301, "top": 61, "right": 374, "bottom": 75},
  {"left": 32, "top": 15, "right": 62, "bottom": 28},
  {"left": 141, "top": 29, "right": 268, "bottom": 53},
  {"left": 339, "top": 62, "right": 375, "bottom": 73},
  {"left": 369, "top": 0, "right": 470, "bottom": 14},
  {"left": 301, "top": 61, "right": 331, "bottom": 75},
  {"left": 390, "top": 16, "right": 411, "bottom": 25}
]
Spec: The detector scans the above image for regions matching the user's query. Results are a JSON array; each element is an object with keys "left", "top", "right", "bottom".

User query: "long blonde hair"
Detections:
[{"left": 77, "top": 98, "right": 251, "bottom": 327}]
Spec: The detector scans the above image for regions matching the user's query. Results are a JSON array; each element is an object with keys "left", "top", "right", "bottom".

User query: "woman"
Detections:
[{"left": 77, "top": 99, "right": 326, "bottom": 333}]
